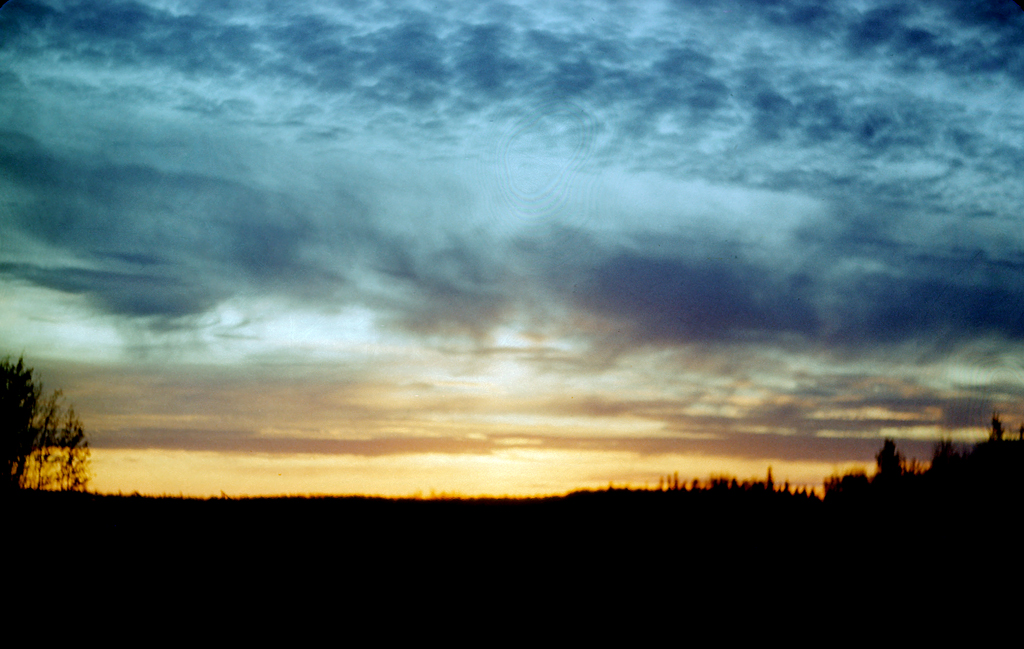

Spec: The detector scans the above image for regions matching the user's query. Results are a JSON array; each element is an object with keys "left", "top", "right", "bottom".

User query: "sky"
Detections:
[{"left": 2, "top": 0, "right": 1023, "bottom": 496}]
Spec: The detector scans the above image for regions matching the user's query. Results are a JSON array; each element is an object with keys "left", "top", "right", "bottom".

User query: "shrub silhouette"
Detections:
[{"left": 2, "top": 356, "right": 90, "bottom": 492}]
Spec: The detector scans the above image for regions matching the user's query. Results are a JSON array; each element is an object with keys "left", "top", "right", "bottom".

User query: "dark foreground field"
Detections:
[
  {"left": 12, "top": 436, "right": 1024, "bottom": 609},
  {"left": 11, "top": 478, "right": 1018, "bottom": 574},
  {"left": 9, "top": 478, "right": 1022, "bottom": 623}
]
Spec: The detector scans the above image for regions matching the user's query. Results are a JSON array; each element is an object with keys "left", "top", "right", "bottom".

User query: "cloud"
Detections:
[
  {"left": 0, "top": 1, "right": 261, "bottom": 73},
  {"left": 0, "top": 262, "right": 221, "bottom": 319},
  {"left": 369, "top": 234, "right": 520, "bottom": 338},
  {"left": 514, "top": 219, "right": 1023, "bottom": 350},
  {"left": 7, "top": 0, "right": 1024, "bottom": 497},
  {"left": 93, "top": 427, "right": 498, "bottom": 456},
  {"left": 2, "top": 0, "right": 1022, "bottom": 353},
  {"left": 0, "top": 131, "right": 363, "bottom": 323},
  {"left": 845, "top": 2, "right": 1024, "bottom": 84},
  {"left": 454, "top": 22, "right": 528, "bottom": 98},
  {"left": 563, "top": 251, "right": 818, "bottom": 343},
  {"left": 3, "top": 119, "right": 1021, "bottom": 351}
]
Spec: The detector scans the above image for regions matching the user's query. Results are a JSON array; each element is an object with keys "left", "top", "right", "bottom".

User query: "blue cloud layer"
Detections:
[{"left": 2, "top": 0, "right": 1022, "bottom": 349}]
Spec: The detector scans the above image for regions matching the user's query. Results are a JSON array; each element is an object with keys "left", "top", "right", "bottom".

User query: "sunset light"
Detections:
[{"left": 2, "top": 0, "right": 1022, "bottom": 497}]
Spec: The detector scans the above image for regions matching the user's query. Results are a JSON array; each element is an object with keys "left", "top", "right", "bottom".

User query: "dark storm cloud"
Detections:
[
  {"left": 519, "top": 222, "right": 1023, "bottom": 347},
  {"left": 568, "top": 252, "right": 818, "bottom": 343},
  {"left": 824, "top": 254, "right": 1024, "bottom": 344}
]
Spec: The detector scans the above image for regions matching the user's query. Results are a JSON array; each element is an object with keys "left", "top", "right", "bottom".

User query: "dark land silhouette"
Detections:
[
  {"left": 9, "top": 432, "right": 1021, "bottom": 616},
  {"left": 12, "top": 417, "right": 1021, "bottom": 577},
  {"left": 6, "top": 353, "right": 1021, "bottom": 597}
]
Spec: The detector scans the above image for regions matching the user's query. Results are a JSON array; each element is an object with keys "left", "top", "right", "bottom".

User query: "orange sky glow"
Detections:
[{"left": 2, "top": 1, "right": 1021, "bottom": 498}]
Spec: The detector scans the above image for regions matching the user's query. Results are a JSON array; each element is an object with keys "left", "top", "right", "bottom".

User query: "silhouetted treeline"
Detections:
[
  {"left": 816, "top": 414, "right": 1023, "bottom": 558},
  {"left": 11, "top": 413, "right": 1021, "bottom": 600},
  {"left": 824, "top": 413, "right": 1023, "bottom": 506},
  {"left": 13, "top": 417, "right": 1022, "bottom": 542}
]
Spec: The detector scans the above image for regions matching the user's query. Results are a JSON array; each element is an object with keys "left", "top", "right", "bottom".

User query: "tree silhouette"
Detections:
[
  {"left": 874, "top": 438, "right": 904, "bottom": 484},
  {"left": 2, "top": 356, "right": 90, "bottom": 492},
  {"left": 990, "top": 412, "right": 1005, "bottom": 442}
]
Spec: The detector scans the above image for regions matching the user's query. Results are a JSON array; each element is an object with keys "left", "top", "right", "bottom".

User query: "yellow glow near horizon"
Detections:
[
  {"left": 89, "top": 447, "right": 848, "bottom": 498},
  {"left": 12, "top": 331, "right": 993, "bottom": 503}
]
